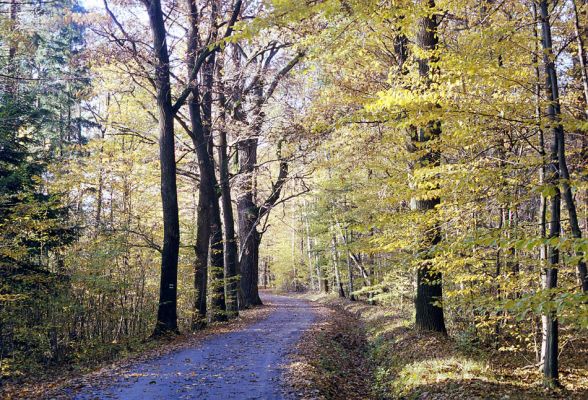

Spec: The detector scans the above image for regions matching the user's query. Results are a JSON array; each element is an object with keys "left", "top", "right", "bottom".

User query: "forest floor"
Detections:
[
  {"left": 285, "top": 294, "right": 588, "bottom": 400},
  {"left": 4, "top": 292, "right": 587, "bottom": 399},
  {"left": 2, "top": 292, "right": 319, "bottom": 400}
]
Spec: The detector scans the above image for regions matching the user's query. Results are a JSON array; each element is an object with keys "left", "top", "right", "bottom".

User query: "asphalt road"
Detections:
[{"left": 74, "top": 294, "right": 316, "bottom": 400}]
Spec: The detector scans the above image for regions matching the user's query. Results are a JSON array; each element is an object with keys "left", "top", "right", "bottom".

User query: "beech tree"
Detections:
[
  {"left": 228, "top": 43, "right": 302, "bottom": 307},
  {"left": 411, "top": 0, "right": 447, "bottom": 334}
]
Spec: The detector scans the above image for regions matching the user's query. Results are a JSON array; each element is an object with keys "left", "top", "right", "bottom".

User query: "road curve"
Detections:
[{"left": 73, "top": 294, "right": 316, "bottom": 400}]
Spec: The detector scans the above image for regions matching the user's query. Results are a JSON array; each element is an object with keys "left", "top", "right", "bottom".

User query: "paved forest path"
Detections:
[{"left": 74, "top": 294, "right": 316, "bottom": 400}]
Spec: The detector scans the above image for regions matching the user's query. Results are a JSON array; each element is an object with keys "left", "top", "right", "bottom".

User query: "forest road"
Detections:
[{"left": 73, "top": 293, "right": 316, "bottom": 400}]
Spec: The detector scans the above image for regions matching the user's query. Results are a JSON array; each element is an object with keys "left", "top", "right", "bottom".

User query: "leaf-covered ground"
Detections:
[
  {"left": 283, "top": 296, "right": 374, "bottom": 399},
  {"left": 285, "top": 295, "right": 588, "bottom": 400}
]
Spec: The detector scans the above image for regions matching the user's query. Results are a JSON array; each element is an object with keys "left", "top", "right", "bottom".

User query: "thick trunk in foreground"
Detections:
[
  {"left": 412, "top": 0, "right": 446, "bottom": 334},
  {"left": 146, "top": 0, "right": 180, "bottom": 336},
  {"left": 186, "top": 0, "right": 226, "bottom": 325}
]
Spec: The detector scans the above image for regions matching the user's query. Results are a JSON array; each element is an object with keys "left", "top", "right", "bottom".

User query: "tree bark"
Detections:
[
  {"left": 145, "top": 0, "right": 180, "bottom": 336},
  {"left": 344, "top": 229, "right": 356, "bottom": 301},
  {"left": 230, "top": 48, "right": 298, "bottom": 308},
  {"left": 302, "top": 200, "right": 316, "bottom": 291},
  {"left": 202, "top": 0, "right": 227, "bottom": 323},
  {"left": 186, "top": 0, "right": 226, "bottom": 327},
  {"left": 412, "top": 0, "right": 447, "bottom": 334},
  {"left": 237, "top": 136, "right": 263, "bottom": 307},
  {"left": 569, "top": 0, "right": 588, "bottom": 292},
  {"left": 216, "top": 54, "right": 239, "bottom": 316},
  {"left": 539, "top": 0, "right": 561, "bottom": 387}
]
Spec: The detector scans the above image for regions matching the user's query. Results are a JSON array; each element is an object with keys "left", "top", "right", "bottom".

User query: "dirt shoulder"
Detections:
[
  {"left": 283, "top": 295, "right": 374, "bottom": 400},
  {"left": 284, "top": 294, "right": 588, "bottom": 400}
]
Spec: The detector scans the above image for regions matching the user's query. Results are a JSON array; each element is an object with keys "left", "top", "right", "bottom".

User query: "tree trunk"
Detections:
[
  {"left": 303, "top": 200, "right": 316, "bottom": 291},
  {"left": 146, "top": 0, "right": 180, "bottom": 336},
  {"left": 412, "top": 0, "right": 447, "bottom": 334},
  {"left": 345, "top": 229, "right": 356, "bottom": 301},
  {"left": 230, "top": 48, "right": 294, "bottom": 308},
  {"left": 316, "top": 250, "right": 325, "bottom": 292},
  {"left": 236, "top": 79, "right": 263, "bottom": 308},
  {"left": 237, "top": 196, "right": 262, "bottom": 307},
  {"left": 539, "top": 0, "right": 562, "bottom": 387},
  {"left": 202, "top": 1, "right": 227, "bottom": 322},
  {"left": 209, "top": 210, "right": 227, "bottom": 322},
  {"left": 216, "top": 55, "right": 239, "bottom": 316},
  {"left": 331, "top": 234, "right": 345, "bottom": 298},
  {"left": 569, "top": 0, "right": 588, "bottom": 292},
  {"left": 186, "top": 0, "right": 226, "bottom": 326},
  {"left": 532, "top": 3, "right": 549, "bottom": 363}
]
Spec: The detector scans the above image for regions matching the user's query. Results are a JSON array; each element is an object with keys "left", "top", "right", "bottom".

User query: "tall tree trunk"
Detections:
[
  {"left": 231, "top": 48, "right": 295, "bottom": 308},
  {"left": 209, "top": 204, "right": 227, "bottom": 322},
  {"left": 236, "top": 82, "right": 264, "bottom": 307},
  {"left": 412, "top": 0, "right": 447, "bottom": 334},
  {"left": 533, "top": 2, "right": 549, "bottom": 364},
  {"left": 570, "top": 0, "right": 588, "bottom": 292},
  {"left": 186, "top": 0, "right": 208, "bottom": 329},
  {"left": 186, "top": 0, "right": 226, "bottom": 326},
  {"left": 539, "top": 0, "right": 562, "bottom": 387},
  {"left": 575, "top": 0, "right": 588, "bottom": 240},
  {"left": 237, "top": 193, "right": 262, "bottom": 307},
  {"left": 202, "top": 0, "right": 227, "bottom": 322},
  {"left": 216, "top": 54, "right": 239, "bottom": 316},
  {"left": 302, "top": 200, "right": 316, "bottom": 290},
  {"left": 316, "top": 244, "right": 325, "bottom": 292},
  {"left": 237, "top": 204, "right": 262, "bottom": 307},
  {"left": 345, "top": 229, "right": 356, "bottom": 301},
  {"left": 145, "top": 0, "right": 180, "bottom": 336},
  {"left": 236, "top": 78, "right": 263, "bottom": 307}
]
